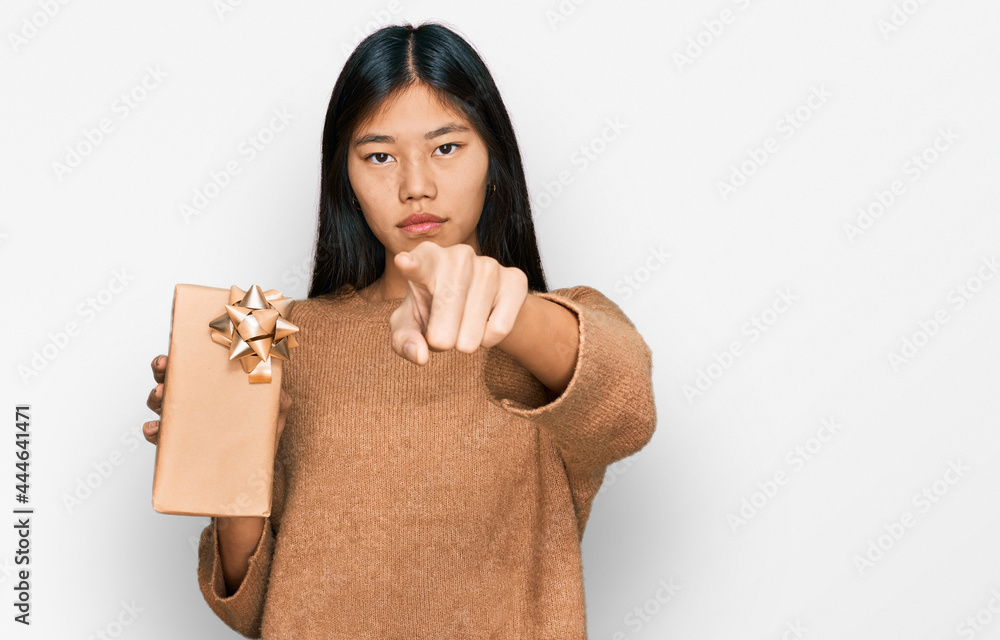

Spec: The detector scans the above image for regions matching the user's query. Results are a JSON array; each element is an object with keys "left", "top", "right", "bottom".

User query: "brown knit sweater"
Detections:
[{"left": 196, "top": 284, "right": 657, "bottom": 638}]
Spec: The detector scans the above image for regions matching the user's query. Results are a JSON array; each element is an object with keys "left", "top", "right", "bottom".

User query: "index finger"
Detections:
[{"left": 151, "top": 354, "right": 167, "bottom": 384}]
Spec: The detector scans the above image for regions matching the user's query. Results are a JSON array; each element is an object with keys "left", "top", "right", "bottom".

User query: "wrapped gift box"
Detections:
[{"left": 151, "top": 283, "right": 298, "bottom": 517}]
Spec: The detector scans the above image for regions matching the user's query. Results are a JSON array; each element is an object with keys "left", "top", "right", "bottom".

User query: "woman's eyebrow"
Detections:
[
  {"left": 425, "top": 123, "right": 469, "bottom": 139},
  {"left": 354, "top": 123, "right": 470, "bottom": 147}
]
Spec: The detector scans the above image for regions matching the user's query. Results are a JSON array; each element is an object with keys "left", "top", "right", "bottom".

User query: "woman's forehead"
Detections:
[{"left": 355, "top": 85, "right": 470, "bottom": 137}]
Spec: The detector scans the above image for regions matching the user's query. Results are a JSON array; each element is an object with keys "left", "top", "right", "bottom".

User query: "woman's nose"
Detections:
[{"left": 398, "top": 158, "right": 436, "bottom": 202}]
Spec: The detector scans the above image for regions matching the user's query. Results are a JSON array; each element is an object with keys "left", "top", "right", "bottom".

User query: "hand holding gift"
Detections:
[
  {"left": 143, "top": 354, "right": 293, "bottom": 451},
  {"left": 148, "top": 284, "right": 300, "bottom": 517}
]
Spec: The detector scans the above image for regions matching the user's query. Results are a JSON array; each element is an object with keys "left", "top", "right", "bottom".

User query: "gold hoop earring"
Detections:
[
  {"left": 487, "top": 183, "right": 496, "bottom": 199},
  {"left": 352, "top": 196, "right": 362, "bottom": 210}
]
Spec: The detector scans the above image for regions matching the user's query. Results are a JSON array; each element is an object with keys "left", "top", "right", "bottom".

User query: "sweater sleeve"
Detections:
[
  {"left": 195, "top": 428, "right": 289, "bottom": 638},
  {"left": 481, "top": 285, "right": 657, "bottom": 536}
]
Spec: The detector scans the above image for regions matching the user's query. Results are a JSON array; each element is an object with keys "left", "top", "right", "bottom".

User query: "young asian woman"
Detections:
[{"left": 144, "top": 21, "right": 657, "bottom": 639}]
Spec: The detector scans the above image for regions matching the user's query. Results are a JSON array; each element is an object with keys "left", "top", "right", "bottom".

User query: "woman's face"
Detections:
[{"left": 347, "top": 82, "right": 490, "bottom": 257}]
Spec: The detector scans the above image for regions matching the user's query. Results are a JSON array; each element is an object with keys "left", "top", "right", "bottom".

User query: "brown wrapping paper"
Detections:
[{"left": 151, "top": 283, "right": 297, "bottom": 517}]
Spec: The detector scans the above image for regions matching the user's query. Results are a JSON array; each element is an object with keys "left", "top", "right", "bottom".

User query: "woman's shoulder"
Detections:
[
  {"left": 534, "top": 285, "right": 643, "bottom": 333},
  {"left": 534, "top": 284, "right": 620, "bottom": 310}
]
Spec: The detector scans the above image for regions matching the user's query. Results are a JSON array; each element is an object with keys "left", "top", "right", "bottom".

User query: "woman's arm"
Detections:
[
  {"left": 495, "top": 293, "right": 579, "bottom": 396},
  {"left": 217, "top": 516, "right": 267, "bottom": 595},
  {"left": 482, "top": 286, "right": 657, "bottom": 536}
]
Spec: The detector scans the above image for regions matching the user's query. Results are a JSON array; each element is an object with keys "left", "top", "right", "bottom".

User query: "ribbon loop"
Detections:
[{"left": 208, "top": 284, "right": 300, "bottom": 383}]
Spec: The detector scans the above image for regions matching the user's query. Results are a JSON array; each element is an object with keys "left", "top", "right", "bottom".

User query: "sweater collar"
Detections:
[{"left": 312, "top": 285, "right": 404, "bottom": 323}]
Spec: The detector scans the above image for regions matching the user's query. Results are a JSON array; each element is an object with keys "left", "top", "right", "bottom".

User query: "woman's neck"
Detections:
[{"left": 358, "top": 275, "right": 406, "bottom": 303}]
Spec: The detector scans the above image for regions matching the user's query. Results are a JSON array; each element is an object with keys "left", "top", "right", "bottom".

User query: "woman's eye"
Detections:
[
  {"left": 367, "top": 152, "right": 393, "bottom": 164},
  {"left": 366, "top": 145, "right": 459, "bottom": 164}
]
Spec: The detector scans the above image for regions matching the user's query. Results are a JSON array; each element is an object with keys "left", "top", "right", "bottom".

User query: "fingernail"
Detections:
[
  {"left": 404, "top": 343, "right": 416, "bottom": 361},
  {"left": 156, "top": 356, "right": 162, "bottom": 367}
]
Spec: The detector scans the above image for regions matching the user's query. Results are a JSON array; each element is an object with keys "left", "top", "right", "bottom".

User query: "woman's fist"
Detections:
[
  {"left": 142, "top": 354, "right": 167, "bottom": 445},
  {"left": 389, "top": 241, "right": 529, "bottom": 365}
]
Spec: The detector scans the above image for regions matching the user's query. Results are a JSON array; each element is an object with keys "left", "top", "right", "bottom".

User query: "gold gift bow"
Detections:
[{"left": 208, "top": 285, "right": 300, "bottom": 383}]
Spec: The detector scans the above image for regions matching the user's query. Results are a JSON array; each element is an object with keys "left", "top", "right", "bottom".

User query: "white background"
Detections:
[{"left": 3, "top": 0, "right": 999, "bottom": 638}]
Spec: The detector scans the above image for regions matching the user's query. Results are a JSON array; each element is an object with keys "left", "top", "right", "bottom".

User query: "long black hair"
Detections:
[{"left": 307, "top": 21, "right": 549, "bottom": 299}]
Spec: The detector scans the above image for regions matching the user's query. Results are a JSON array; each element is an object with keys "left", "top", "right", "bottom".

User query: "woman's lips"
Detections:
[
  {"left": 399, "top": 221, "right": 443, "bottom": 234},
  {"left": 398, "top": 213, "right": 445, "bottom": 234}
]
